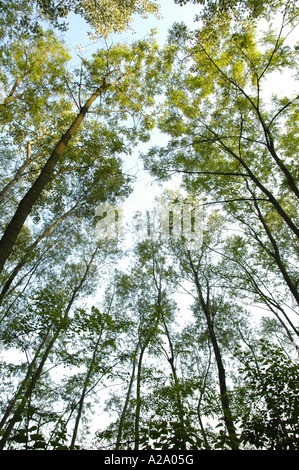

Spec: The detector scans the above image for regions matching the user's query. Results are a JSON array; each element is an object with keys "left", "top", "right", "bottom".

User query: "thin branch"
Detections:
[{"left": 269, "top": 94, "right": 299, "bottom": 127}]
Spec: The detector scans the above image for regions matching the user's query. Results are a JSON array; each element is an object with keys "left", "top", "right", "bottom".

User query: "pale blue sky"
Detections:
[
  {"left": 61, "top": 1, "right": 298, "bottom": 228},
  {"left": 61, "top": 1, "right": 202, "bottom": 220},
  {"left": 63, "top": 0, "right": 201, "bottom": 51}
]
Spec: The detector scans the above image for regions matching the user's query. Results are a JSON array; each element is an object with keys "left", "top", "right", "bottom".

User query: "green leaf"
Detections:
[
  {"left": 33, "top": 441, "right": 47, "bottom": 449},
  {"left": 12, "top": 433, "right": 28, "bottom": 444},
  {"left": 29, "top": 433, "right": 45, "bottom": 441}
]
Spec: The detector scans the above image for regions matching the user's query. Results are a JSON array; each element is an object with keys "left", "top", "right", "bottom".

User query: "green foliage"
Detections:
[
  {"left": 236, "top": 340, "right": 299, "bottom": 450},
  {"left": 174, "top": 0, "right": 298, "bottom": 25},
  {"left": 139, "top": 380, "right": 204, "bottom": 450},
  {"left": 140, "top": 418, "right": 203, "bottom": 450},
  {"left": 0, "top": 0, "right": 160, "bottom": 38},
  {"left": 0, "top": 0, "right": 298, "bottom": 453}
]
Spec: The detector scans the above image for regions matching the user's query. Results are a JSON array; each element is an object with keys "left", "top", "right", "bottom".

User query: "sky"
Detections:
[
  {"left": 62, "top": 1, "right": 299, "bottom": 333},
  {"left": 61, "top": 1, "right": 298, "bottom": 234},
  {"left": 0, "top": 1, "right": 202, "bottom": 365},
  {"left": 64, "top": 1, "right": 201, "bottom": 48},
  {"left": 62, "top": 1, "right": 202, "bottom": 225},
  {"left": 1, "top": 0, "right": 298, "bottom": 442}
]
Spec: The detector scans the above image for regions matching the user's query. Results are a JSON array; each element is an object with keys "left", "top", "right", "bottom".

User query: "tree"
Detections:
[
  {"left": 236, "top": 339, "right": 299, "bottom": 449},
  {"left": 98, "top": 251, "right": 167, "bottom": 450},
  {"left": 0, "top": 242, "right": 103, "bottom": 449},
  {"left": 162, "top": 203, "right": 241, "bottom": 450},
  {"left": 0, "top": 0, "right": 163, "bottom": 275},
  {"left": 134, "top": 240, "right": 191, "bottom": 450},
  {"left": 95, "top": 237, "right": 195, "bottom": 450},
  {"left": 64, "top": 306, "right": 119, "bottom": 449},
  {"left": 0, "top": 37, "right": 160, "bottom": 274},
  {"left": 0, "top": 0, "right": 159, "bottom": 37},
  {"left": 144, "top": 2, "right": 299, "bottom": 332},
  {"left": 1, "top": 0, "right": 298, "bottom": 452},
  {"left": 174, "top": 0, "right": 298, "bottom": 24}
]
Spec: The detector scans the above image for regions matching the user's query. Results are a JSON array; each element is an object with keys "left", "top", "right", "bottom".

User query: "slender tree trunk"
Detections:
[
  {"left": 161, "top": 314, "right": 187, "bottom": 450},
  {"left": 134, "top": 344, "right": 146, "bottom": 451},
  {"left": 250, "top": 193, "right": 299, "bottom": 306},
  {"left": 0, "top": 246, "right": 99, "bottom": 449},
  {"left": 70, "top": 387, "right": 87, "bottom": 448},
  {"left": 70, "top": 333, "right": 102, "bottom": 448},
  {"left": 0, "top": 330, "right": 59, "bottom": 450},
  {"left": 202, "top": 302, "right": 238, "bottom": 448},
  {"left": 234, "top": 152, "right": 299, "bottom": 238},
  {"left": 0, "top": 80, "right": 110, "bottom": 274},
  {"left": 0, "top": 76, "right": 25, "bottom": 111},
  {"left": 116, "top": 316, "right": 160, "bottom": 450},
  {"left": 133, "top": 305, "right": 162, "bottom": 451},
  {"left": 271, "top": 304, "right": 299, "bottom": 340},
  {"left": 187, "top": 253, "right": 239, "bottom": 450},
  {"left": 152, "top": 255, "right": 188, "bottom": 449},
  {"left": 0, "top": 245, "right": 52, "bottom": 325},
  {"left": 115, "top": 346, "right": 138, "bottom": 450},
  {"left": 0, "top": 200, "right": 81, "bottom": 307},
  {"left": 0, "top": 146, "right": 32, "bottom": 202},
  {"left": 210, "top": 131, "right": 299, "bottom": 238},
  {"left": 266, "top": 132, "right": 299, "bottom": 200},
  {"left": 197, "top": 344, "right": 212, "bottom": 449},
  {"left": 197, "top": 282, "right": 239, "bottom": 449},
  {"left": 199, "top": 45, "right": 299, "bottom": 203},
  {"left": 0, "top": 141, "right": 51, "bottom": 202},
  {"left": 209, "top": 241, "right": 299, "bottom": 340},
  {"left": 0, "top": 328, "right": 51, "bottom": 432},
  {"left": 167, "top": 356, "right": 187, "bottom": 450}
]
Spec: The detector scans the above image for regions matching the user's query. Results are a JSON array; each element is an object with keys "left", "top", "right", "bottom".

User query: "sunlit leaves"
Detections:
[
  {"left": 0, "top": 29, "right": 70, "bottom": 128},
  {"left": 0, "top": 0, "right": 298, "bottom": 452},
  {"left": 0, "top": 0, "right": 160, "bottom": 38}
]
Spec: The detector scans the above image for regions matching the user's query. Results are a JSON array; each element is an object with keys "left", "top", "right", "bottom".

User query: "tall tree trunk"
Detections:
[
  {"left": 250, "top": 192, "right": 299, "bottom": 306},
  {"left": 265, "top": 129, "right": 299, "bottom": 201},
  {"left": 0, "top": 144, "right": 32, "bottom": 202},
  {"left": 197, "top": 343, "right": 212, "bottom": 449},
  {"left": 115, "top": 345, "right": 138, "bottom": 450},
  {"left": 161, "top": 311, "right": 187, "bottom": 450},
  {"left": 0, "top": 246, "right": 99, "bottom": 449},
  {"left": 0, "top": 80, "right": 110, "bottom": 274},
  {"left": 0, "top": 328, "right": 51, "bottom": 432},
  {"left": 0, "top": 329, "right": 60, "bottom": 450},
  {"left": 70, "top": 332, "right": 102, "bottom": 448},
  {"left": 206, "top": 127, "right": 299, "bottom": 238},
  {"left": 198, "top": 284, "right": 239, "bottom": 449},
  {"left": 133, "top": 307, "right": 162, "bottom": 451},
  {"left": 0, "top": 200, "right": 81, "bottom": 307},
  {"left": 151, "top": 254, "right": 188, "bottom": 449},
  {"left": 187, "top": 253, "right": 239, "bottom": 450},
  {"left": 134, "top": 344, "right": 146, "bottom": 451}
]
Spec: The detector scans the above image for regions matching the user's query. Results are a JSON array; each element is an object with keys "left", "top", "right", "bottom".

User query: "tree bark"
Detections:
[
  {"left": 187, "top": 252, "right": 239, "bottom": 450},
  {"left": 0, "top": 201, "right": 81, "bottom": 307},
  {"left": 0, "top": 81, "right": 109, "bottom": 274},
  {"left": 70, "top": 332, "right": 102, "bottom": 448},
  {"left": 0, "top": 246, "right": 99, "bottom": 449},
  {"left": 115, "top": 346, "right": 138, "bottom": 450},
  {"left": 134, "top": 344, "right": 146, "bottom": 451}
]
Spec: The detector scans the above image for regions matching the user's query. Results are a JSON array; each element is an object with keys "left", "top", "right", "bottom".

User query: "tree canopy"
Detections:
[{"left": 0, "top": 0, "right": 298, "bottom": 451}]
